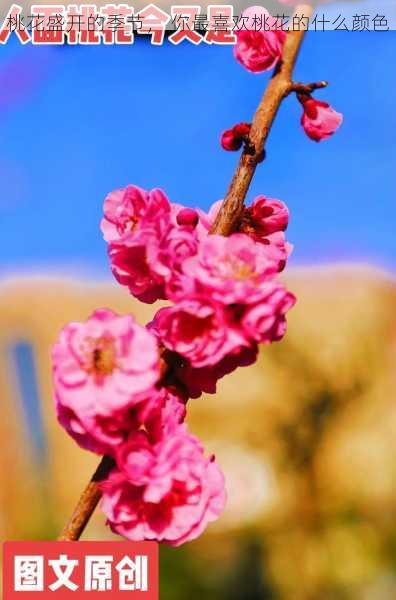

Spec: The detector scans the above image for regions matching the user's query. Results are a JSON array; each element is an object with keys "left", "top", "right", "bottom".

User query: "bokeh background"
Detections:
[{"left": 1, "top": 20, "right": 396, "bottom": 600}]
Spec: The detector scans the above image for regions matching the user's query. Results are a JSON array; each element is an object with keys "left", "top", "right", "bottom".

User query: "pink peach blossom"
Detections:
[
  {"left": 261, "top": 231, "right": 293, "bottom": 273},
  {"left": 52, "top": 308, "right": 160, "bottom": 454},
  {"left": 149, "top": 225, "right": 199, "bottom": 283},
  {"left": 245, "top": 195, "right": 289, "bottom": 236},
  {"left": 101, "top": 185, "right": 170, "bottom": 244},
  {"left": 300, "top": 96, "right": 343, "bottom": 142},
  {"left": 102, "top": 185, "right": 173, "bottom": 303},
  {"left": 239, "top": 197, "right": 291, "bottom": 269},
  {"left": 234, "top": 8, "right": 285, "bottom": 74},
  {"left": 55, "top": 400, "right": 137, "bottom": 456},
  {"left": 180, "top": 233, "right": 280, "bottom": 304},
  {"left": 109, "top": 242, "right": 166, "bottom": 304},
  {"left": 136, "top": 387, "right": 187, "bottom": 443},
  {"left": 151, "top": 299, "right": 246, "bottom": 368},
  {"left": 102, "top": 185, "right": 211, "bottom": 304},
  {"left": 100, "top": 429, "right": 226, "bottom": 546},
  {"left": 234, "top": 30, "right": 285, "bottom": 73},
  {"left": 242, "top": 284, "right": 296, "bottom": 344},
  {"left": 204, "top": 201, "right": 291, "bottom": 268},
  {"left": 109, "top": 224, "right": 200, "bottom": 305}
]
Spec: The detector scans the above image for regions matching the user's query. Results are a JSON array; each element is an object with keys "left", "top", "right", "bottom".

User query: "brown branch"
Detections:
[
  {"left": 57, "top": 455, "right": 115, "bottom": 541},
  {"left": 57, "top": 3, "right": 314, "bottom": 541},
  {"left": 212, "top": 3, "right": 314, "bottom": 236}
]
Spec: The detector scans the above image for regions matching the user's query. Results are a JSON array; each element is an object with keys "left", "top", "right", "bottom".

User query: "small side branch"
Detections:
[{"left": 290, "top": 80, "right": 328, "bottom": 95}]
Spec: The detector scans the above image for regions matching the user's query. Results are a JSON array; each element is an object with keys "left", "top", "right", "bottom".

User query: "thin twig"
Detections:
[
  {"left": 57, "top": 3, "right": 314, "bottom": 541},
  {"left": 290, "top": 80, "right": 328, "bottom": 95}
]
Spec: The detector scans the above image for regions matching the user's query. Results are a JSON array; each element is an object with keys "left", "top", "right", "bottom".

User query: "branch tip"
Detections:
[{"left": 290, "top": 80, "right": 329, "bottom": 95}]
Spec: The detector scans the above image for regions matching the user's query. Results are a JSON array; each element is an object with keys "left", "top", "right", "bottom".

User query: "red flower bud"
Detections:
[
  {"left": 176, "top": 208, "right": 199, "bottom": 228},
  {"left": 221, "top": 122, "right": 251, "bottom": 151}
]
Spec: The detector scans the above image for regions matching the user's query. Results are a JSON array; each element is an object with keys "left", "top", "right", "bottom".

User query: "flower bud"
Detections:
[
  {"left": 221, "top": 122, "right": 251, "bottom": 151},
  {"left": 176, "top": 207, "right": 199, "bottom": 228},
  {"left": 299, "top": 95, "right": 343, "bottom": 142}
]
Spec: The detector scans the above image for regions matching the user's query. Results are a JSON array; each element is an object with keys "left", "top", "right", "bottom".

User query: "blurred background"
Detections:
[{"left": 1, "top": 22, "right": 396, "bottom": 600}]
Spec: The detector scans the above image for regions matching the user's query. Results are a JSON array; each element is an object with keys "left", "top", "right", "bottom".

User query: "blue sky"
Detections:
[{"left": 0, "top": 31, "right": 395, "bottom": 278}]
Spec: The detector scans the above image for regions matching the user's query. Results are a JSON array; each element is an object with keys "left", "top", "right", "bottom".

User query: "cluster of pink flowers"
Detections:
[
  {"left": 101, "top": 187, "right": 295, "bottom": 396},
  {"left": 52, "top": 184, "right": 295, "bottom": 544},
  {"left": 51, "top": 13, "right": 316, "bottom": 546},
  {"left": 53, "top": 307, "right": 226, "bottom": 546},
  {"left": 232, "top": 6, "right": 343, "bottom": 143}
]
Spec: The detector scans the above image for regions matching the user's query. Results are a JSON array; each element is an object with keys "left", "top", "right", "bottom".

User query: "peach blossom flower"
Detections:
[
  {"left": 52, "top": 308, "right": 160, "bottom": 453},
  {"left": 101, "top": 429, "right": 226, "bottom": 546},
  {"left": 300, "top": 96, "right": 343, "bottom": 142}
]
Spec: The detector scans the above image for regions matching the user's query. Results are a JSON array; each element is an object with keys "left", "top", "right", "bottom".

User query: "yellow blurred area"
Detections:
[{"left": 1, "top": 264, "right": 396, "bottom": 599}]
